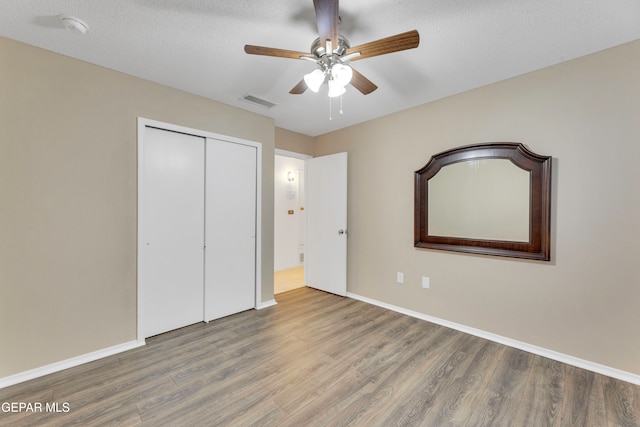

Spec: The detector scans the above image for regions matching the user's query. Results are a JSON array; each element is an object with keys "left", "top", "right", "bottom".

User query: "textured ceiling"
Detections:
[{"left": 1, "top": 0, "right": 639, "bottom": 136}]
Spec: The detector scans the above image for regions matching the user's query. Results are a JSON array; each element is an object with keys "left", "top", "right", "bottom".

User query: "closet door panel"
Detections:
[
  {"left": 141, "top": 127, "right": 205, "bottom": 337},
  {"left": 205, "top": 139, "right": 257, "bottom": 321}
]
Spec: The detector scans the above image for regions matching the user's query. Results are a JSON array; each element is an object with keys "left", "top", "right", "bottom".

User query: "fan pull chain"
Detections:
[{"left": 328, "top": 95, "right": 345, "bottom": 120}]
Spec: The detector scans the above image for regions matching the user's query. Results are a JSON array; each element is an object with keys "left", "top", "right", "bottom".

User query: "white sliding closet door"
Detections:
[
  {"left": 141, "top": 127, "right": 205, "bottom": 337},
  {"left": 205, "top": 138, "right": 257, "bottom": 321}
]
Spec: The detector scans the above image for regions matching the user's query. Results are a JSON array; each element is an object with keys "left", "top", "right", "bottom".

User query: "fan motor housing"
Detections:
[{"left": 310, "top": 35, "right": 350, "bottom": 58}]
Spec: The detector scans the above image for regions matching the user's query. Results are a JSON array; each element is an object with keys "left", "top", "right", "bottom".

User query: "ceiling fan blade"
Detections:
[
  {"left": 346, "top": 30, "right": 420, "bottom": 61},
  {"left": 314, "top": 0, "right": 339, "bottom": 49},
  {"left": 289, "top": 79, "right": 308, "bottom": 95},
  {"left": 350, "top": 68, "right": 378, "bottom": 95},
  {"left": 244, "top": 44, "right": 313, "bottom": 60}
]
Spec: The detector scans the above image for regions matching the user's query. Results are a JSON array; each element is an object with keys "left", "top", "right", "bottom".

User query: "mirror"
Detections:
[
  {"left": 428, "top": 159, "right": 531, "bottom": 242},
  {"left": 415, "top": 143, "right": 551, "bottom": 260}
]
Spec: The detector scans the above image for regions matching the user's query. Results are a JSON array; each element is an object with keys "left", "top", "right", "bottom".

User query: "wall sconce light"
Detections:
[{"left": 287, "top": 171, "right": 295, "bottom": 182}]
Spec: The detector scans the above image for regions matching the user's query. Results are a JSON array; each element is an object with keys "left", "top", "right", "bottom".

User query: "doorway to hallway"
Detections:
[
  {"left": 274, "top": 150, "right": 310, "bottom": 295},
  {"left": 273, "top": 149, "right": 348, "bottom": 297}
]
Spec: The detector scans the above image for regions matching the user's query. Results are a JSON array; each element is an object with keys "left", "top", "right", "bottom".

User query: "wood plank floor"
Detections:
[{"left": 1, "top": 287, "right": 639, "bottom": 426}]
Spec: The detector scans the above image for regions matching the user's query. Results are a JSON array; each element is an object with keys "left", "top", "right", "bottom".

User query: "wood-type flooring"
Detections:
[{"left": 1, "top": 287, "right": 639, "bottom": 426}]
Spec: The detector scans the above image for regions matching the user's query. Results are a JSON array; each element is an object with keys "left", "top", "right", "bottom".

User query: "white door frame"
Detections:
[
  {"left": 274, "top": 149, "right": 349, "bottom": 297},
  {"left": 275, "top": 148, "right": 313, "bottom": 161},
  {"left": 137, "top": 117, "right": 263, "bottom": 344}
]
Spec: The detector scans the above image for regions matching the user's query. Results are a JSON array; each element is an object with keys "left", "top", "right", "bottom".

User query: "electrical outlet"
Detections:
[
  {"left": 397, "top": 272, "right": 404, "bottom": 284},
  {"left": 422, "top": 276, "right": 430, "bottom": 289}
]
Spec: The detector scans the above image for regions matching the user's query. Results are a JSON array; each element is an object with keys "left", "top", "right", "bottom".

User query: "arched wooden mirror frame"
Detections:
[{"left": 414, "top": 143, "right": 552, "bottom": 260}]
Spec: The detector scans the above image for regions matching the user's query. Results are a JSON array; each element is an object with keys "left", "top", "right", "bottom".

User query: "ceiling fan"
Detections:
[{"left": 244, "top": 0, "right": 420, "bottom": 97}]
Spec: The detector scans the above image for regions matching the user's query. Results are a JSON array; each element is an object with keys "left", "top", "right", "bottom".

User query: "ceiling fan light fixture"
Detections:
[
  {"left": 304, "top": 69, "right": 325, "bottom": 93},
  {"left": 331, "top": 64, "right": 353, "bottom": 87},
  {"left": 244, "top": 1, "right": 420, "bottom": 99},
  {"left": 327, "top": 79, "right": 346, "bottom": 98}
]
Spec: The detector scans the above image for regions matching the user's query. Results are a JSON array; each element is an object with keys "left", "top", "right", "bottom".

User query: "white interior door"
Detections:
[
  {"left": 205, "top": 138, "right": 257, "bottom": 321},
  {"left": 305, "top": 152, "right": 348, "bottom": 296},
  {"left": 141, "top": 127, "right": 205, "bottom": 337}
]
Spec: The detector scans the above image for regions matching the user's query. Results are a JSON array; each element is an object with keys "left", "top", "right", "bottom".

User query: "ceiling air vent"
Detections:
[{"left": 240, "top": 94, "right": 276, "bottom": 109}]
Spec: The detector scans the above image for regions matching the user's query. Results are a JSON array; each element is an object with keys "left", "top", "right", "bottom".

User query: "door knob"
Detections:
[{"left": 338, "top": 229, "right": 345, "bottom": 235}]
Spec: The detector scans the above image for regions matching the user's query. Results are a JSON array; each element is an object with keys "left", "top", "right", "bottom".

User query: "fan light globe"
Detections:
[
  {"left": 304, "top": 69, "right": 325, "bottom": 93},
  {"left": 327, "top": 79, "right": 346, "bottom": 98},
  {"left": 331, "top": 64, "right": 353, "bottom": 87}
]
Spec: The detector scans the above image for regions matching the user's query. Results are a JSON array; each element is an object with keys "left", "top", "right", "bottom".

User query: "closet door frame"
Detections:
[{"left": 137, "top": 117, "right": 263, "bottom": 344}]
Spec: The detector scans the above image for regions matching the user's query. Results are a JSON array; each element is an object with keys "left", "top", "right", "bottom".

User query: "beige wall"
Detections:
[
  {"left": 315, "top": 41, "right": 640, "bottom": 375},
  {"left": 275, "top": 127, "right": 316, "bottom": 156},
  {"left": 2, "top": 34, "right": 638, "bottom": 380},
  {"left": 0, "top": 37, "right": 275, "bottom": 377}
]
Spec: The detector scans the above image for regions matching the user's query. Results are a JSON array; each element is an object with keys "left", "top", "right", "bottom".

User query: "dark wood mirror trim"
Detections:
[{"left": 414, "top": 143, "right": 552, "bottom": 260}]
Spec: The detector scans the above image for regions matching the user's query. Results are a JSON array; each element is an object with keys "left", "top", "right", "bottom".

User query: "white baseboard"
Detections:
[
  {"left": 256, "top": 299, "right": 277, "bottom": 310},
  {"left": 1, "top": 299, "right": 278, "bottom": 389},
  {"left": 5, "top": 296, "right": 637, "bottom": 389},
  {"left": 347, "top": 292, "right": 640, "bottom": 386},
  {"left": 0, "top": 340, "right": 144, "bottom": 389}
]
